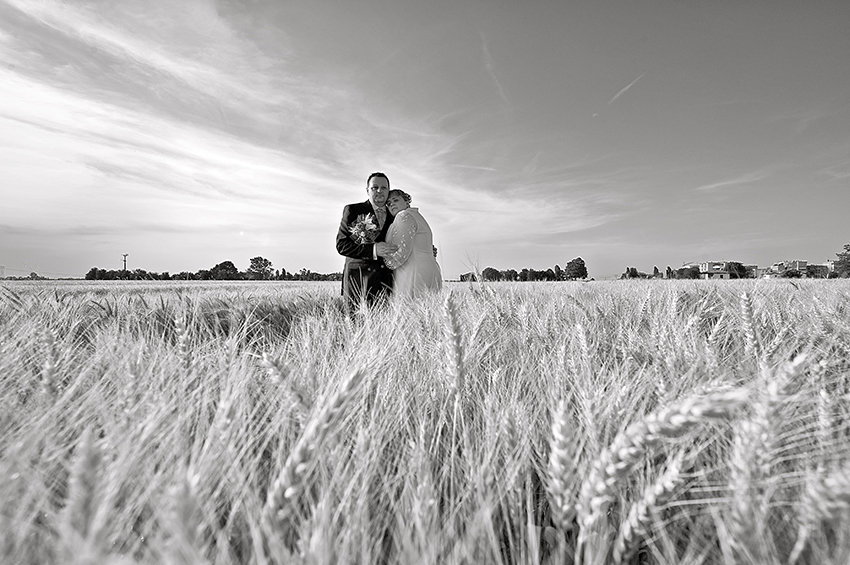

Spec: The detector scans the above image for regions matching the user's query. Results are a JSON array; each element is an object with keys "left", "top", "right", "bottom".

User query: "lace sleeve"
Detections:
[{"left": 384, "top": 211, "right": 417, "bottom": 270}]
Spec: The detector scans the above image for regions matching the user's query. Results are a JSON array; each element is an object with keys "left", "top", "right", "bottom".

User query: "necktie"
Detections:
[{"left": 375, "top": 207, "right": 386, "bottom": 229}]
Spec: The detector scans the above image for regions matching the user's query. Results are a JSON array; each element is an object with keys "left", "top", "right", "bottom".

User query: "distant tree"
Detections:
[
  {"left": 519, "top": 268, "right": 529, "bottom": 282},
  {"left": 85, "top": 267, "right": 99, "bottom": 280},
  {"left": 209, "top": 261, "right": 240, "bottom": 280},
  {"left": 297, "top": 268, "right": 312, "bottom": 281},
  {"left": 622, "top": 266, "right": 641, "bottom": 279},
  {"left": 726, "top": 262, "right": 748, "bottom": 279},
  {"left": 665, "top": 266, "right": 673, "bottom": 279},
  {"left": 782, "top": 269, "right": 803, "bottom": 279},
  {"left": 622, "top": 266, "right": 640, "bottom": 280},
  {"left": 482, "top": 267, "right": 501, "bottom": 281},
  {"left": 676, "top": 266, "right": 701, "bottom": 279},
  {"left": 652, "top": 266, "right": 660, "bottom": 278},
  {"left": 806, "top": 265, "right": 829, "bottom": 279},
  {"left": 565, "top": 257, "right": 588, "bottom": 280},
  {"left": 526, "top": 268, "right": 544, "bottom": 282},
  {"left": 247, "top": 256, "right": 274, "bottom": 280},
  {"left": 543, "top": 268, "right": 556, "bottom": 281},
  {"left": 553, "top": 264, "right": 562, "bottom": 281},
  {"left": 835, "top": 244, "right": 850, "bottom": 278}
]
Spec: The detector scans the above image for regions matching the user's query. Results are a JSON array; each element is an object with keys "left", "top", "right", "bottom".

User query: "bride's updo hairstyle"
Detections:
[{"left": 388, "top": 189, "right": 412, "bottom": 205}]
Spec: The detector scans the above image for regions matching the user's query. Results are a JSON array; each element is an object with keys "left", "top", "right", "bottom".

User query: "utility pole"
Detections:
[{"left": 123, "top": 254, "right": 128, "bottom": 271}]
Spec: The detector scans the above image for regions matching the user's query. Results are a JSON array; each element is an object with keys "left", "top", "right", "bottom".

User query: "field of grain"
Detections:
[{"left": 1, "top": 279, "right": 849, "bottom": 565}]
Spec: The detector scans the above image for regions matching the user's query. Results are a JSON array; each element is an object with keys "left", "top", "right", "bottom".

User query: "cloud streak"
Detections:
[
  {"left": 607, "top": 73, "right": 644, "bottom": 105},
  {"left": 694, "top": 171, "right": 768, "bottom": 192},
  {"left": 480, "top": 31, "right": 509, "bottom": 106}
]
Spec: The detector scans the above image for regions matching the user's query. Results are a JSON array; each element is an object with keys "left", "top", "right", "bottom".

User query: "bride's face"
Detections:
[{"left": 387, "top": 194, "right": 409, "bottom": 215}]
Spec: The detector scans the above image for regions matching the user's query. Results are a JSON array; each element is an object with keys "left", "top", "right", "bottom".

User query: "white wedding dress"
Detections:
[{"left": 384, "top": 208, "right": 442, "bottom": 298}]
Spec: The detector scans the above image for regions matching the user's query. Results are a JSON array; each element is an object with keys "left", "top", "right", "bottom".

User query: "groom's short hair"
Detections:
[{"left": 367, "top": 171, "right": 390, "bottom": 189}]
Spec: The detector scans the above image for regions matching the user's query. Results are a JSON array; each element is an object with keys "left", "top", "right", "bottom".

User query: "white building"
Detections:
[{"left": 699, "top": 260, "right": 730, "bottom": 280}]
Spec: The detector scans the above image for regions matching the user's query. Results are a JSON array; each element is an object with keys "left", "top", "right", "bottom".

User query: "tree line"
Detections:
[
  {"left": 462, "top": 257, "right": 589, "bottom": 282},
  {"left": 85, "top": 257, "right": 341, "bottom": 282},
  {"left": 69, "top": 244, "right": 850, "bottom": 283}
]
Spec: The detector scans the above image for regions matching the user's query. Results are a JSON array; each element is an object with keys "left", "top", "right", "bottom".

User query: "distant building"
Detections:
[
  {"left": 783, "top": 260, "right": 808, "bottom": 273},
  {"left": 823, "top": 260, "right": 836, "bottom": 273},
  {"left": 699, "top": 260, "right": 730, "bottom": 280}
]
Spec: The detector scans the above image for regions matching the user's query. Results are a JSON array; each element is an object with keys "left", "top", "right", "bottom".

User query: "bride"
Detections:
[{"left": 383, "top": 189, "right": 443, "bottom": 298}]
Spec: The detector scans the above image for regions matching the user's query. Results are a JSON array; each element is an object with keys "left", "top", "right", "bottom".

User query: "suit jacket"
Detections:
[{"left": 336, "top": 200, "right": 394, "bottom": 270}]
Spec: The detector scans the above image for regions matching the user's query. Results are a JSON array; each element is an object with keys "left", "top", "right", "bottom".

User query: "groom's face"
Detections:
[{"left": 367, "top": 176, "right": 390, "bottom": 208}]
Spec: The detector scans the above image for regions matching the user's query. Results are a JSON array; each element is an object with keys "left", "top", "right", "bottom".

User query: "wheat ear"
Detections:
[
  {"left": 577, "top": 389, "right": 748, "bottom": 551},
  {"left": 547, "top": 399, "right": 579, "bottom": 532},
  {"left": 727, "top": 354, "right": 806, "bottom": 562},
  {"left": 612, "top": 451, "right": 686, "bottom": 565},
  {"left": 261, "top": 368, "right": 367, "bottom": 551},
  {"left": 740, "top": 292, "right": 762, "bottom": 360},
  {"left": 261, "top": 352, "right": 310, "bottom": 422},
  {"left": 790, "top": 464, "right": 850, "bottom": 564},
  {"left": 60, "top": 428, "right": 102, "bottom": 551},
  {"left": 175, "top": 316, "right": 194, "bottom": 375},
  {"left": 164, "top": 465, "right": 206, "bottom": 565},
  {"left": 41, "top": 329, "right": 59, "bottom": 401},
  {"left": 443, "top": 292, "right": 465, "bottom": 397}
]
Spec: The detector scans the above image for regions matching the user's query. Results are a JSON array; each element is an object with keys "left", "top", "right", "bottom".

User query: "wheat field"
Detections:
[{"left": 1, "top": 279, "right": 849, "bottom": 565}]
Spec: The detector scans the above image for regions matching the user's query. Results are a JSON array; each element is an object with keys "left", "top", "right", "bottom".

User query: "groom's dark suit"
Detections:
[{"left": 336, "top": 200, "right": 394, "bottom": 309}]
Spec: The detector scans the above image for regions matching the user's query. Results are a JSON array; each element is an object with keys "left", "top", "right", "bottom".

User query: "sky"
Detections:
[{"left": 1, "top": 0, "right": 848, "bottom": 280}]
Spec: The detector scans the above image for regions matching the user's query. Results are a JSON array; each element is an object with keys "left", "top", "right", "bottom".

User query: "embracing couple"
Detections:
[{"left": 336, "top": 171, "right": 442, "bottom": 310}]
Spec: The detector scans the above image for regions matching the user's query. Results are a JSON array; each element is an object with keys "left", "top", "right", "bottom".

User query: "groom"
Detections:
[{"left": 336, "top": 171, "right": 397, "bottom": 310}]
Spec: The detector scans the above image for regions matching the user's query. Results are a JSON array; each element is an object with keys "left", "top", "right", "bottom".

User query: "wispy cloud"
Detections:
[
  {"left": 480, "top": 31, "right": 509, "bottom": 106},
  {"left": 452, "top": 164, "right": 498, "bottom": 172},
  {"left": 607, "top": 73, "right": 644, "bottom": 105},
  {"left": 817, "top": 152, "right": 850, "bottom": 181},
  {"left": 694, "top": 171, "right": 767, "bottom": 192},
  {"left": 523, "top": 152, "right": 541, "bottom": 175}
]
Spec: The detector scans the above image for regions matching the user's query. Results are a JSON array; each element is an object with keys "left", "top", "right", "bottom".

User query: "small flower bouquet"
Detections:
[{"left": 350, "top": 213, "right": 380, "bottom": 244}]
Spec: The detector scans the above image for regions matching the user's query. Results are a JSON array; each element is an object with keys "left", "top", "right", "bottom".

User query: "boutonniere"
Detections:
[{"left": 350, "top": 213, "right": 380, "bottom": 244}]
